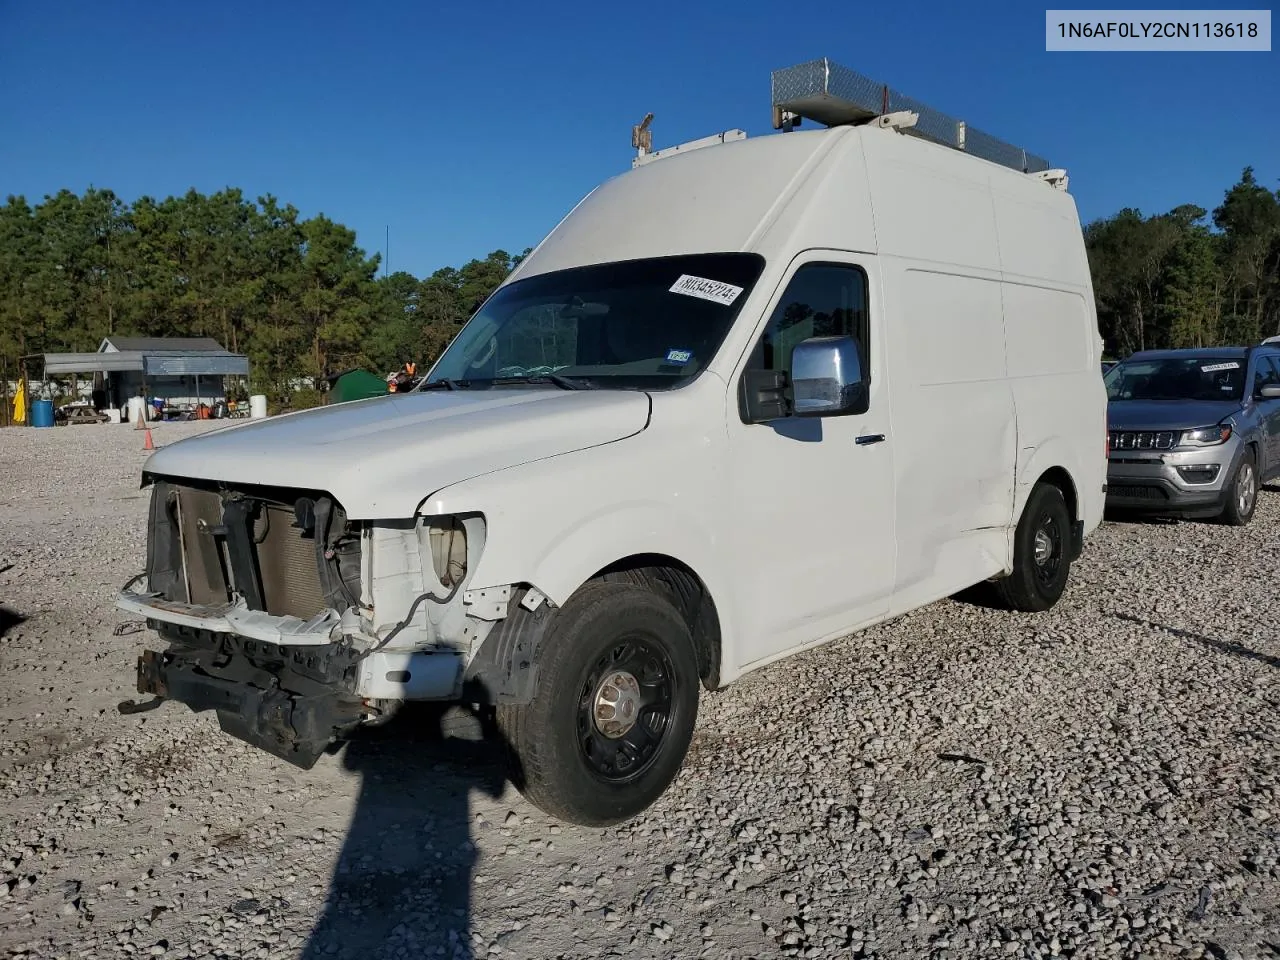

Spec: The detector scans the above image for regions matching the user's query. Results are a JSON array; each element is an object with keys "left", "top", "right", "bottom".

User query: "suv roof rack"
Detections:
[{"left": 770, "top": 58, "right": 1054, "bottom": 176}]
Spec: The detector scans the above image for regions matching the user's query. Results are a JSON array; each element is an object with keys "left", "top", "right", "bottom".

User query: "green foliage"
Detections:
[
  {"left": 1087, "top": 168, "right": 1280, "bottom": 356},
  {"left": 0, "top": 187, "right": 532, "bottom": 388},
  {"left": 285, "top": 387, "right": 325, "bottom": 410},
  {"left": 5, "top": 168, "right": 1276, "bottom": 381}
]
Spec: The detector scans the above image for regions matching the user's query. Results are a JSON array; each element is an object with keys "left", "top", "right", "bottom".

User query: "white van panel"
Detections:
[
  {"left": 862, "top": 134, "right": 1001, "bottom": 273},
  {"left": 513, "top": 131, "right": 834, "bottom": 278},
  {"left": 991, "top": 182, "right": 1090, "bottom": 288},
  {"left": 1003, "top": 283, "right": 1092, "bottom": 378},
  {"left": 887, "top": 267, "right": 1015, "bottom": 606}
]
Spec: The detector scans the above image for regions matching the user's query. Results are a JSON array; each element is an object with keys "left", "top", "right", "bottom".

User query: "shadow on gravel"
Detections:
[
  {"left": 949, "top": 583, "right": 1007, "bottom": 611},
  {"left": 0, "top": 605, "right": 27, "bottom": 638},
  {"left": 1112, "top": 612, "right": 1280, "bottom": 669},
  {"left": 300, "top": 702, "right": 509, "bottom": 960}
]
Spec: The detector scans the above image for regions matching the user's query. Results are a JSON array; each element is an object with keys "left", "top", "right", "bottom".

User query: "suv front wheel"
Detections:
[{"left": 1218, "top": 448, "right": 1258, "bottom": 526}]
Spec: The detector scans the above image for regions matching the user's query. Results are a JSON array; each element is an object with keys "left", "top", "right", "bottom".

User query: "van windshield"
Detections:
[
  {"left": 423, "top": 253, "right": 766, "bottom": 391},
  {"left": 1105, "top": 357, "right": 1246, "bottom": 402}
]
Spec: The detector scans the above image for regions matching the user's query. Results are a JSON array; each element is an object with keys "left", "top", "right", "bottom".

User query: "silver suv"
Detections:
[{"left": 1104, "top": 346, "right": 1280, "bottom": 525}]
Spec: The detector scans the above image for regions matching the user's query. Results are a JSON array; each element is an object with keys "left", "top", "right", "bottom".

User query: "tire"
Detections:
[
  {"left": 496, "top": 581, "right": 699, "bottom": 827},
  {"left": 992, "top": 482, "right": 1073, "bottom": 613},
  {"left": 1217, "top": 447, "right": 1258, "bottom": 526}
]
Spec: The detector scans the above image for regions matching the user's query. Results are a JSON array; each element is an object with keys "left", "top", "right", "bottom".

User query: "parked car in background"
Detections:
[
  {"left": 1104, "top": 345, "right": 1280, "bottom": 524},
  {"left": 1102, "top": 360, "right": 1118, "bottom": 375}
]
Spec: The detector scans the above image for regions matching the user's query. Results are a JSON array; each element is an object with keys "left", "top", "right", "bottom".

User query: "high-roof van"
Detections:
[{"left": 117, "top": 59, "right": 1108, "bottom": 826}]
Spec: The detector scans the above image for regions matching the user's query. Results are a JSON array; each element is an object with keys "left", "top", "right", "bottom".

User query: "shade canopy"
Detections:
[{"left": 35, "top": 339, "right": 249, "bottom": 377}]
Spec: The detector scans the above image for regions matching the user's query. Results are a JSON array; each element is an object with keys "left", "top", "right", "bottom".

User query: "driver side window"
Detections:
[
  {"left": 1254, "top": 356, "right": 1280, "bottom": 397},
  {"left": 746, "top": 263, "right": 870, "bottom": 380}
]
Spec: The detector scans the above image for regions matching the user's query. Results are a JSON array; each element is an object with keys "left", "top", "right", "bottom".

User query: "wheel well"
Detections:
[
  {"left": 1036, "top": 466, "right": 1078, "bottom": 522},
  {"left": 591, "top": 554, "right": 723, "bottom": 691}
]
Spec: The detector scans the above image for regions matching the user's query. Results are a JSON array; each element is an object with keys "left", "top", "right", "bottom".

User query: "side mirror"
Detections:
[
  {"left": 1261, "top": 384, "right": 1280, "bottom": 399},
  {"left": 790, "top": 336, "right": 868, "bottom": 417},
  {"left": 741, "top": 368, "right": 791, "bottom": 423}
]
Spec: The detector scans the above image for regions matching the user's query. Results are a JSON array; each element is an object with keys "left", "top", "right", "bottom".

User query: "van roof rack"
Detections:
[{"left": 771, "top": 58, "right": 1053, "bottom": 176}]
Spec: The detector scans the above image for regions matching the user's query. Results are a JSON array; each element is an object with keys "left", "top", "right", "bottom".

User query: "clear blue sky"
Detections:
[{"left": 1, "top": 0, "right": 1275, "bottom": 278}]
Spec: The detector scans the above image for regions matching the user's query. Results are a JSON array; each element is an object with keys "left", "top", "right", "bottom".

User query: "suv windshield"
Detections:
[
  {"left": 423, "top": 253, "right": 766, "bottom": 391},
  {"left": 1105, "top": 357, "right": 1246, "bottom": 402}
]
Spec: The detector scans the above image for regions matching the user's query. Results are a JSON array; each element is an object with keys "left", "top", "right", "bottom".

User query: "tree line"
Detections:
[
  {"left": 1, "top": 167, "right": 1277, "bottom": 394},
  {"left": 1087, "top": 167, "right": 1279, "bottom": 356},
  {"left": 0, "top": 187, "right": 529, "bottom": 398}
]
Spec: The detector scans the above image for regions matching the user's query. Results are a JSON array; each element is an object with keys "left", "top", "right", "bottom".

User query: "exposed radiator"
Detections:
[{"left": 255, "top": 503, "right": 327, "bottom": 619}]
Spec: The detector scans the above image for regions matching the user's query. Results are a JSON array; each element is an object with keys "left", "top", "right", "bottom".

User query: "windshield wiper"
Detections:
[
  {"left": 418, "top": 378, "right": 470, "bottom": 391},
  {"left": 490, "top": 375, "right": 597, "bottom": 391}
]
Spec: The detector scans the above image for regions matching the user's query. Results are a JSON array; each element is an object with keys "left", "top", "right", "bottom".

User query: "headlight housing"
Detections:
[{"left": 1179, "top": 424, "right": 1232, "bottom": 447}]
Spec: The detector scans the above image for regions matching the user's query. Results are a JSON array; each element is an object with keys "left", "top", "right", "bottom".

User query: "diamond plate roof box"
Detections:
[{"left": 770, "top": 58, "right": 1050, "bottom": 174}]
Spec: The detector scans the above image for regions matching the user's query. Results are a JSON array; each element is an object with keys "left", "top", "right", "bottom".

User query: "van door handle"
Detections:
[{"left": 855, "top": 434, "right": 886, "bottom": 446}]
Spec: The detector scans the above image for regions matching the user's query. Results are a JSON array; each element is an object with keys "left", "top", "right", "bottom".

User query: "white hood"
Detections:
[{"left": 143, "top": 389, "right": 651, "bottom": 518}]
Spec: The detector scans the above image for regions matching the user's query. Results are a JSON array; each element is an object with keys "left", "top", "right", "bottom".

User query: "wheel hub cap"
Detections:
[
  {"left": 1034, "top": 529, "right": 1053, "bottom": 564},
  {"left": 593, "top": 671, "right": 642, "bottom": 739},
  {"left": 1239, "top": 466, "right": 1255, "bottom": 513}
]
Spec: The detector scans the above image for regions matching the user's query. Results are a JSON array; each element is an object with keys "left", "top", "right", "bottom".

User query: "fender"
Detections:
[
  {"left": 418, "top": 406, "right": 737, "bottom": 659},
  {"left": 1014, "top": 433, "right": 1087, "bottom": 539}
]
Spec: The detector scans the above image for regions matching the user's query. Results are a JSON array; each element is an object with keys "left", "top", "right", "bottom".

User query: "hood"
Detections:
[
  {"left": 1107, "top": 398, "right": 1241, "bottom": 432},
  {"left": 143, "top": 388, "right": 651, "bottom": 518}
]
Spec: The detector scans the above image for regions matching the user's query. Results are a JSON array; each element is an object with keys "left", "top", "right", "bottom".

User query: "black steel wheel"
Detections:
[
  {"left": 993, "top": 482, "right": 1073, "bottom": 613},
  {"left": 576, "top": 637, "right": 675, "bottom": 784},
  {"left": 497, "top": 581, "right": 699, "bottom": 827}
]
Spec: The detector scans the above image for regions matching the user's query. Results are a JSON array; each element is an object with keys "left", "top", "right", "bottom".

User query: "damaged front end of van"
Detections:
[{"left": 115, "top": 473, "right": 516, "bottom": 768}]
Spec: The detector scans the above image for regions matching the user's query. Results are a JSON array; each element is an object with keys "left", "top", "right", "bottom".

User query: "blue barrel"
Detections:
[{"left": 30, "top": 399, "right": 55, "bottom": 428}]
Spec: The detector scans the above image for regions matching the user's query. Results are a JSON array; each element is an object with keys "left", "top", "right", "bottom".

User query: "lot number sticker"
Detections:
[
  {"left": 669, "top": 274, "right": 744, "bottom": 306},
  {"left": 1201, "top": 362, "right": 1240, "bottom": 372}
]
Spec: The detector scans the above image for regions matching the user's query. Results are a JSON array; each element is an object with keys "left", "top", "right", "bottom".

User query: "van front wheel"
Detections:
[
  {"left": 993, "top": 482, "right": 1072, "bottom": 613},
  {"left": 496, "top": 581, "right": 699, "bottom": 827}
]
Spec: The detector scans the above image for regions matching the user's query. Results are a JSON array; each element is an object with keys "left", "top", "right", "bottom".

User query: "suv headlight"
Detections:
[{"left": 1179, "top": 424, "right": 1232, "bottom": 447}]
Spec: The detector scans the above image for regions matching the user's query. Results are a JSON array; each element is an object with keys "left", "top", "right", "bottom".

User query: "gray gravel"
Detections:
[{"left": 2, "top": 420, "right": 1279, "bottom": 959}]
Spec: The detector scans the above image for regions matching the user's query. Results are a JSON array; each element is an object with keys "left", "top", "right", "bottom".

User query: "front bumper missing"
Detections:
[
  {"left": 117, "top": 576, "right": 469, "bottom": 766},
  {"left": 130, "top": 634, "right": 368, "bottom": 769}
]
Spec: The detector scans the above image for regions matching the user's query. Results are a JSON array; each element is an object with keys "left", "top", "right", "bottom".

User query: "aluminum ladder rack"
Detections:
[{"left": 770, "top": 57, "right": 1053, "bottom": 175}]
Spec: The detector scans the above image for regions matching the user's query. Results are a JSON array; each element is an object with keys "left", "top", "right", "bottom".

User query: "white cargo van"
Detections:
[{"left": 116, "top": 59, "right": 1107, "bottom": 826}]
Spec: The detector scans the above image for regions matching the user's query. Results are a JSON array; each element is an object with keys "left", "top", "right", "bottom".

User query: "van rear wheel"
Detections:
[
  {"left": 496, "top": 581, "right": 699, "bottom": 827},
  {"left": 993, "top": 482, "right": 1072, "bottom": 613}
]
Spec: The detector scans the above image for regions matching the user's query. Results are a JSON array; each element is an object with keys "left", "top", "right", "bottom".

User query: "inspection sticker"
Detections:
[
  {"left": 664, "top": 348, "right": 693, "bottom": 365},
  {"left": 1201, "top": 362, "right": 1240, "bottom": 372},
  {"left": 669, "top": 274, "right": 744, "bottom": 306}
]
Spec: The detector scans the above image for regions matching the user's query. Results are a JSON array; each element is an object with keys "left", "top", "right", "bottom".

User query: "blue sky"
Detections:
[{"left": 1, "top": 0, "right": 1275, "bottom": 278}]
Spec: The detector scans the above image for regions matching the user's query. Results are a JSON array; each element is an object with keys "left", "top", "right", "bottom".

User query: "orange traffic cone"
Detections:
[
  {"left": 134, "top": 407, "right": 145, "bottom": 430},
  {"left": 143, "top": 428, "right": 154, "bottom": 451}
]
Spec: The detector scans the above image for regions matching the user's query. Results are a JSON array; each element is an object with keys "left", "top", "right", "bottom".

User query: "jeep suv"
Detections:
[{"left": 1104, "top": 346, "right": 1280, "bottom": 524}]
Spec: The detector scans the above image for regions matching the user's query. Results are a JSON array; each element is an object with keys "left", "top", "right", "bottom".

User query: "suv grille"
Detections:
[{"left": 1109, "top": 430, "right": 1176, "bottom": 451}]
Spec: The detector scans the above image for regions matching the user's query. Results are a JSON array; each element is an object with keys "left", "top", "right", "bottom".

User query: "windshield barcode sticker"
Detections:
[
  {"left": 669, "top": 274, "right": 744, "bottom": 306},
  {"left": 1201, "top": 362, "right": 1240, "bottom": 372}
]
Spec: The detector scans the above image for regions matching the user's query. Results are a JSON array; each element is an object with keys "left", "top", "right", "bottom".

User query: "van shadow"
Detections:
[
  {"left": 300, "top": 702, "right": 509, "bottom": 960},
  {"left": 0, "top": 606, "right": 27, "bottom": 638}
]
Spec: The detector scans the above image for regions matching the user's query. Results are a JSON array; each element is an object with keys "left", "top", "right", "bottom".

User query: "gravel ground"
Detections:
[{"left": 1, "top": 420, "right": 1278, "bottom": 960}]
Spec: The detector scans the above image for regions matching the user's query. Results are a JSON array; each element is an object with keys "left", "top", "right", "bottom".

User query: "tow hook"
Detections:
[{"left": 119, "top": 649, "right": 168, "bottom": 714}]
